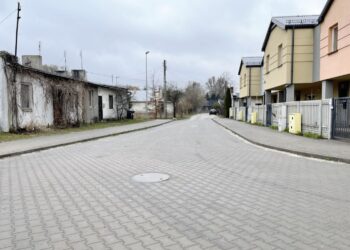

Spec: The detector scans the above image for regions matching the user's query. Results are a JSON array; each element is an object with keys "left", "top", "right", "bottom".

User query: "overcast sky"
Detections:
[{"left": 0, "top": 0, "right": 326, "bottom": 89}]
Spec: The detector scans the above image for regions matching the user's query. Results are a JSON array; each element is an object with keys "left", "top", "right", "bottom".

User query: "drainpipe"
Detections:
[
  {"left": 249, "top": 67, "right": 252, "bottom": 106},
  {"left": 291, "top": 26, "right": 295, "bottom": 86}
]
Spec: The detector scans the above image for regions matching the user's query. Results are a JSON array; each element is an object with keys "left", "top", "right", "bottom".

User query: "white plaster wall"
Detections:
[
  {"left": 0, "top": 58, "right": 9, "bottom": 132},
  {"left": 132, "top": 102, "right": 147, "bottom": 113},
  {"left": 98, "top": 87, "right": 118, "bottom": 120},
  {"left": 17, "top": 77, "right": 54, "bottom": 130},
  {"left": 132, "top": 101, "right": 174, "bottom": 117}
]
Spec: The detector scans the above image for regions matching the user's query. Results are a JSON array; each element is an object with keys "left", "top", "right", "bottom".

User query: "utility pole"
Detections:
[
  {"left": 163, "top": 60, "right": 167, "bottom": 119},
  {"left": 152, "top": 73, "right": 157, "bottom": 119},
  {"left": 14, "top": 2, "right": 21, "bottom": 59},
  {"left": 145, "top": 51, "right": 150, "bottom": 114},
  {"left": 12, "top": 1, "right": 21, "bottom": 131}
]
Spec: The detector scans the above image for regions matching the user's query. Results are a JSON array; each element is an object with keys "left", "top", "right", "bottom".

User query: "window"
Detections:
[
  {"left": 89, "top": 90, "right": 93, "bottom": 107},
  {"left": 109, "top": 95, "right": 113, "bottom": 109},
  {"left": 339, "top": 82, "right": 349, "bottom": 98},
  {"left": 330, "top": 24, "right": 338, "bottom": 53},
  {"left": 278, "top": 44, "right": 283, "bottom": 67},
  {"left": 244, "top": 74, "right": 247, "bottom": 87},
  {"left": 266, "top": 55, "right": 270, "bottom": 73},
  {"left": 21, "top": 83, "right": 32, "bottom": 110}
]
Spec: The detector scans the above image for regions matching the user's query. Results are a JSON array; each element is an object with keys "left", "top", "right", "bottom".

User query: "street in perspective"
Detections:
[{"left": 1, "top": 0, "right": 350, "bottom": 249}]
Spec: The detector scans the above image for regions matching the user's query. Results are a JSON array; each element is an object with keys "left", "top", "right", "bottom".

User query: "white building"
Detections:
[
  {"left": 0, "top": 52, "right": 129, "bottom": 132},
  {"left": 131, "top": 89, "right": 174, "bottom": 119}
]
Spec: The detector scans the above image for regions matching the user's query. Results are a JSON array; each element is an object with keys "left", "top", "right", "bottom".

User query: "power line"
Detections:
[
  {"left": 0, "top": 9, "right": 17, "bottom": 26},
  {"left": 86, "top": 71, "right": 146, "bottom": 82}
]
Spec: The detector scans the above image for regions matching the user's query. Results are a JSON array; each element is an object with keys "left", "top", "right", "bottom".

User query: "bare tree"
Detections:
[
  {"left": 206, "top": 73, "right": 231, "bottom": 101},
  {"left": 166, "top": 84, "right": 184, "bottom": 118},
  {"left": 182, "top": 81, "right": 206, "bottom": 114}
]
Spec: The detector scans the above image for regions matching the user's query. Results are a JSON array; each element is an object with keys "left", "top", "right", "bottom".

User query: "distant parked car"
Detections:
[{"left": 209, "top": 109, "right": 218, "bottom": 115}]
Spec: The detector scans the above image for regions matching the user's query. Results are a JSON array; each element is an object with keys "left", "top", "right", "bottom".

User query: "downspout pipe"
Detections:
[
  {"left": 291, "top": 26, "right": 295, "bottom": 86},
  {"left": 249, "top": 67, "right": 252, "bottom": 106}
]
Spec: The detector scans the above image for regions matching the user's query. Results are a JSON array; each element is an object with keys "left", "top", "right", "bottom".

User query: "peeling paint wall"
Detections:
[
  {"left": 0, "top": 57, "right": 9, "bottom": 132},
  {"left": 83, "top": 86, "right": 99, "bottom": 123},
  {"left": 16, "top": 76, "right": 54, "bottom": 130}
]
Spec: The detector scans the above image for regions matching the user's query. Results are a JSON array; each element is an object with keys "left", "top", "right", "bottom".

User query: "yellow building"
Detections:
[
  {"left": 262, "top": 16, "right": 321, "bottom": 103},
  {"left": 238, "top": 57, "right": 264, "bottom": 106}
]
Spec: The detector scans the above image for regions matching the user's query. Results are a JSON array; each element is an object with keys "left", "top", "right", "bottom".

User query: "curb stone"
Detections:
[
  {"left": 212, "top": 118, "right": 350, "bottom": 165},
  {"left": 0, "top": 120, "right": 174, "bottom": 159}
]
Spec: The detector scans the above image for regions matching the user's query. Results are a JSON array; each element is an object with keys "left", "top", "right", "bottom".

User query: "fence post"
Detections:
[
  {"left": 318, "top": 100, "right": 322, "bottom": 136},
  {"left": 328, "top": 98, "right": 333, "bottom": 139}
]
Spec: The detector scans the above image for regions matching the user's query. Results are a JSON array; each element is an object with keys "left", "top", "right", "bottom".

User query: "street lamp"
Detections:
[{"left": 145, "top": 51, "right": 150, "bottom": 113}]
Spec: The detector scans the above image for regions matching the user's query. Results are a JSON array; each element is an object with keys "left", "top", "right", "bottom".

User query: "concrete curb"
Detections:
[
  {"left": 212, "top": 119, "right": 350, "bottom": 165},
  {"left": 0, "top": 120, "right": 174, "bottom": 159}
]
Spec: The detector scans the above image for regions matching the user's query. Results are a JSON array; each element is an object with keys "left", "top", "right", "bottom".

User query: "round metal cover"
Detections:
[{"left": 132, "top": 173, "right": 170, "bottom": 183}]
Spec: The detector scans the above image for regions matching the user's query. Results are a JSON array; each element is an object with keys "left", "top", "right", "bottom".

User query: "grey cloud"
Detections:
[{"left": 0, "top": 0, "right": 326, "bottom": 88}]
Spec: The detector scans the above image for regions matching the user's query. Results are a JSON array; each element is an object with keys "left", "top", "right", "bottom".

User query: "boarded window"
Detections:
[
  {"left": 109, "top": 95, "right": 113, "bottom": 109},
  {"left": 21, "top": 83, "right": 32, "bottom": 110},
  {"left": 89, "top": 90, "right": 93, "bottom": 107},
  {"left": 278, "top": 44, "right": 283, "bottom": 67}
]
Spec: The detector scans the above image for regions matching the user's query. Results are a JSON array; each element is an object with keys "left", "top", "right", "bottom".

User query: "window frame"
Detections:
[
  {"left": 278, "top": 44, "right": 283, "bottom": 67},
  {"left": 88, "top": 90, "right": 93, "bottom": 108},
  {"left": 108, "top": 95, "right": 114, "bottom": 109},
  {"left": 20, "top": 82, "right": 33, "bottom": 111},
  {"left": 329, "top": 24, "right": 338, "bottom": 54},
  {"left": 266, "top": 55, "right": 270, "bottom": 73}
]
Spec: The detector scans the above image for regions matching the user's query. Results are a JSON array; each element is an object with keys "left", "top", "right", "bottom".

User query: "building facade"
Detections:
[
  {"left": 262, "top": 16, "right": 320, "bottom": 103},
  {"left": 319, "top": 0, "right": 350, "bottom": 99},
  {"left": 238, "top": 57, "right": 264, "bottom": 107},
  {"left": 0, "top": 52, "right": 129, "bottom": 132}
]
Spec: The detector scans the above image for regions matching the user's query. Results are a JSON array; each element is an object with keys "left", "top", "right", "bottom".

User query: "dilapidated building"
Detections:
[{"left": 0, "top": 51, "right": 129, "bottom": 132}]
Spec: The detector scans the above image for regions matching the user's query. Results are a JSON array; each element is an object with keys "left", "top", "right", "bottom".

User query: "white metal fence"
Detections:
[{"left": 232, "top": 99, "right": 333, "bottom": 139}]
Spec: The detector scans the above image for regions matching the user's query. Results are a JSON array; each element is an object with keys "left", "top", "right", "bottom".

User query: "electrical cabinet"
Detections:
[
  {"left": 289, "top": 113, "right": 301, "bottom": 134},
  {"left": 251, "top": 112, "right": 257, "bottom": 124},
  {"left": 238, "top": 111, "right": 243, "bottom": 121}
]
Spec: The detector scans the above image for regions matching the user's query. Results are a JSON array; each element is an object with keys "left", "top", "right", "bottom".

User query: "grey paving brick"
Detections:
[{"left": 0, "top": 115, "right": 350, "bottom": 250}]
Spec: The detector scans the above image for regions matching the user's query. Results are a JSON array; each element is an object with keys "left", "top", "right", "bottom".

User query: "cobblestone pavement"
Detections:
[{"left": 1, "top": 114, "right": 350, "bottom": 250}]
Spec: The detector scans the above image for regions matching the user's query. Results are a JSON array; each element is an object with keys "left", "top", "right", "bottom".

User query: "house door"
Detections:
[
  {"left": 333, "top": 97, "right": 350, "bottom": 140},
  {"left": 98, "top": 96, "right": 103, "bottom": 121},
  {"left": 53, "top": 89, "right": 64, "bottom": 127}
]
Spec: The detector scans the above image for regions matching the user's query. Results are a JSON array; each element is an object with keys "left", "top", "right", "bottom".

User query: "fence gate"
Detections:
[
  {"left": 333, "top": 97, "right": 350, "bottom": 139},
  {"left": 266, "top": 104, "right": 272, "bottom": 126}
]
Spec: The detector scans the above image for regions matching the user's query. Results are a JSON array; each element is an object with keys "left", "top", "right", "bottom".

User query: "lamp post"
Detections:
[{"left": 145, "top": 51, "right": 150, "bottom": 113}]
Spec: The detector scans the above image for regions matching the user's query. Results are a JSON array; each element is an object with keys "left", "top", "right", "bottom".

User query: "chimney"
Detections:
[
  {"left": 22, "top": 55, "right": 42, "bottom": 69},
  {"left": 71, "top": 69, "right": 87, "bottom": 81}
]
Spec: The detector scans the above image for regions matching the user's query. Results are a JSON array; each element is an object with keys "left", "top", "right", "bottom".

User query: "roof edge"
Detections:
[{"left": 319, "top": 0, "right": 334, "bottom": 23}]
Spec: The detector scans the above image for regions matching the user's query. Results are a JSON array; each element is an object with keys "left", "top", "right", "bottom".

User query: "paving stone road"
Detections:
[{"left": 0, "top": 114, "right": 350, "bottom": 250}]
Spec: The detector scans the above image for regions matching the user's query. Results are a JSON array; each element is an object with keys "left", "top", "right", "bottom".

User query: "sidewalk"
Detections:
[
  {"left": 213, "top": 118, "right": 350, "bottom": 164},
  {"left": 0, "top": 119, "right": 172, "bottom": 159}
]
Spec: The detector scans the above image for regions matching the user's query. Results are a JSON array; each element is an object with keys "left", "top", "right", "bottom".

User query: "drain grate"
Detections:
[{"left": 132, "top": 173, "right": 170, "bottom": 183}]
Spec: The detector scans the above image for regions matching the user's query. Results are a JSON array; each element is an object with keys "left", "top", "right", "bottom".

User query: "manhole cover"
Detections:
[{"left": 132, "top": 173, "right": 170, "bottom": 183}]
